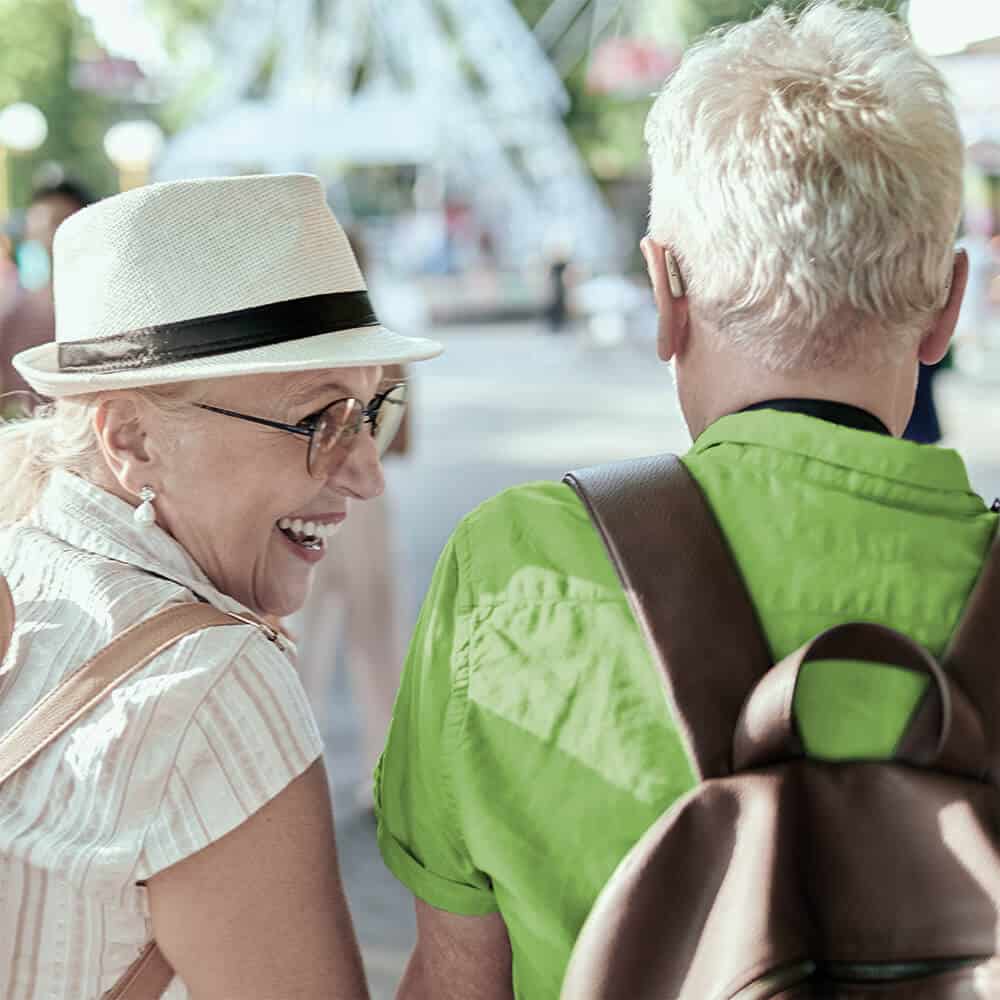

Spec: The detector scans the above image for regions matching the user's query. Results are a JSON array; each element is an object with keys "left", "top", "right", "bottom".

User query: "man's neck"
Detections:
[
  {"left": 738, "top": 398, "right": 891, "bottom": 435},
  {"left": 677, "top": 342, "right": 919, "bottom": 441}
]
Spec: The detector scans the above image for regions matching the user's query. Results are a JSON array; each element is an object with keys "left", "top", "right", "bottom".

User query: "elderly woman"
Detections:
[{"left": 0, "top": 174, "right": 441, "bottom": 999}]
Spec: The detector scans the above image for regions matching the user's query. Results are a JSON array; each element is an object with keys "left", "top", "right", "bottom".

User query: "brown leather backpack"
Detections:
[{"left": 560, "top": 455, "right": 1000, "bottom": 999}]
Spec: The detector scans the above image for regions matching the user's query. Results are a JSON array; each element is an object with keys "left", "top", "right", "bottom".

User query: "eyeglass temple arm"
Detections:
[{"left": 195, "top": 403, "right": 313, "bottom": 439}]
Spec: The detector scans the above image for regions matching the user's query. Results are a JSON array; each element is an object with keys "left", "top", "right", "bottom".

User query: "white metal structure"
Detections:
[{"left": 156, "top": 0, "right": 618, "bottom": 268}]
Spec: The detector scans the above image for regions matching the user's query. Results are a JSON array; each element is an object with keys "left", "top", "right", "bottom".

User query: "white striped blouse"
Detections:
[{"left": 0, "top": 470, "right": 324, "bottom": 999}]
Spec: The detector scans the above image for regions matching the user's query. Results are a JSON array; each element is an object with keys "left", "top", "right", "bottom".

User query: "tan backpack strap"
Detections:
[
  {"left": 0, "top": 602, "right": 241, "bottom": 788},
  {"left": 101, "top": 941, "right": 174, "bottom": 1000},
  {"left": 564, "top": 455, "right": 772, "bottom": 780},
  {"left": 0, "top": 600, "right": 256, "bottom": 1000},
  {"left": 941, "top": 530, "right": 1000, "bottom": 785},
  {"left": 0, "top": 574, "right": 12, "bottom": 665}
]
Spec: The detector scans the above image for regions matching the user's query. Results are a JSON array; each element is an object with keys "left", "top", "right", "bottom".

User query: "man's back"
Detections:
[
  {"left": 376, "top": 409, "right": 998, "bottom": 998},
  {"left": 378, "top": 5, "right": 985, "bottom": 995}
]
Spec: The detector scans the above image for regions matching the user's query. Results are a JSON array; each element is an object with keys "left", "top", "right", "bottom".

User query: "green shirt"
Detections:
[{"left": 375, "top": 411, "right": 997, "bottom": 999}]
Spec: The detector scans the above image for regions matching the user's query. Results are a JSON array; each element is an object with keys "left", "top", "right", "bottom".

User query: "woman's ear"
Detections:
[{"left": 94, "top": 395, "right": 156, "bottom": 494}]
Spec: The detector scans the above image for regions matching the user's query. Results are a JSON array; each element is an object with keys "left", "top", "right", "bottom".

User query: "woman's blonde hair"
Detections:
[
  {"left": 645, "top": 0, "right": 964, "bottom": 371},
  {"left": 0, "top": 382, "right": 205, "bottom": 524}
]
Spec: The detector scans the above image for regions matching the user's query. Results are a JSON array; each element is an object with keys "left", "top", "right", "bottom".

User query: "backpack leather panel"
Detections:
[
  {"left": 769, "top": 958, "right": 1000, "bottom": 997},
  {"left": 562, "top": 458, "right": 1000, "bottom": 1000},
  {"left": 563, "top": 762, "right": 1000, "bottom": 999}
]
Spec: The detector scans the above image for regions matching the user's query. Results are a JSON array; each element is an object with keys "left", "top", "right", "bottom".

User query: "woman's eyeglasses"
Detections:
[{"left": 195, "top": 380, "right": 408, "bottom": 480}]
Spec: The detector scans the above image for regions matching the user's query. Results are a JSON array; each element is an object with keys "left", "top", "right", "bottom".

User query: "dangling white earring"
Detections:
[{"left": 134, "top": 486, "right": 157, "bottom": 528}]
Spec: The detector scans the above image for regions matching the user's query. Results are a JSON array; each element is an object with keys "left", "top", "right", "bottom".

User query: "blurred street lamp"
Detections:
[
  {"left": 0, "top": 102, "right": 48, "bottom": 218},
  {"left": 104, "top": 120, "right": 164, "bottom": 192}
]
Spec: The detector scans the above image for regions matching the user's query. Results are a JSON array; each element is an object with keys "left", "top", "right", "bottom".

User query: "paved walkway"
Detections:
[{"left": 319, "top": 323, "right": 1000, "bottom": 998}]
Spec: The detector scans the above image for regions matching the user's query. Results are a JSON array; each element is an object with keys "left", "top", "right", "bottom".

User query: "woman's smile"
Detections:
[{"left": 275, "top": 511, "right": 348, "bottom": 561}]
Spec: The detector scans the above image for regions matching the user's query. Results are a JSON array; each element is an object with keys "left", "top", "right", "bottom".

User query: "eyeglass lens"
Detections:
[
  {"left": 307, "top": 382, "right": 408, "bottom": 480},
  {"left": 371, "top": 382, "right": 408, "bottom": 453}
]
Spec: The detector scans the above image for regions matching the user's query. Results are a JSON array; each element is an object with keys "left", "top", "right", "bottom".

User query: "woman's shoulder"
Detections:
[
  {"left": 121, "top": 614, "right": 322, "bottom": 882},
  {"left": 0, "top": 521, "right": 322, "bottom": 894},
  {"left": 3, "top": 520, "right": 198, "bottom": 648},
  {"left": 0, "top": 519, "right": 308, "bottom": 735}
]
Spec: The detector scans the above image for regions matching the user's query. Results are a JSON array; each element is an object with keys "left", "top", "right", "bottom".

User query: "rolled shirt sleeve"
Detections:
[{"left": 375, "top": 531, "right": 498, "bottom": 916}]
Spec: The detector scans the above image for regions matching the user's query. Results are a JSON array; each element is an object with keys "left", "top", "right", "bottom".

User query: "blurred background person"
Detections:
[
  {"left": 545, "top": 236, "right": 575, "bottom": 333},
  {"left": 904, "top": 358, "right": 947, "bottom": 444},
  {"left": 0, "top": 177, "right": 93, "bottom": 412},
  {"left": 0, "top": 233, "right": 17, "bottom": 300},
  {"left": 289, "top": 369, "right": 410, "bottom": 812},
  {"left": 288, "top": 230, "right": 419, "bottom": 814}
]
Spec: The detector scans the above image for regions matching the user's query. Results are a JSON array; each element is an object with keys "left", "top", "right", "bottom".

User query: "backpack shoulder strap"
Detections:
[
  {"left": 0, "top": 598, "right": 260, "bottom": 1000},
  {"left": 0, "top": 601, "right": 247, "bottom": 788},
  {"left": 564, "top": 455, "right": 772, "bottom": 780},
  {"left": 0, "top": 574, "right": 12, "bottom": 665},
  {"left": 942, "top": 530, "right": 1000, "bottom": 785},
  {"left": 101, "top": 941, "right": 174, "bottom": 1000}
]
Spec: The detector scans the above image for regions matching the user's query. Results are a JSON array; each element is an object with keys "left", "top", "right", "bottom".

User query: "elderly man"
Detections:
[{"left": 375, "top": 3, "right": 998, "bottom": 998}]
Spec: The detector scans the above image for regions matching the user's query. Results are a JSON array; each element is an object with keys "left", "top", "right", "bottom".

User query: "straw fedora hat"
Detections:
[{"left": 13, "top": 173, "right": 443, "bottom": 398}]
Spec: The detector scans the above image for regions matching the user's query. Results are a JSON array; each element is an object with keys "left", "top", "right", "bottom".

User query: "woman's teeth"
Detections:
[{"left": 277, "top": 518, "right": 341, "bottom": 547}]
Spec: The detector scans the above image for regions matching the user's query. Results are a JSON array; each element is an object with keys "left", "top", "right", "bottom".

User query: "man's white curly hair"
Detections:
[{"left": 645, "top": 0, "right": 964, "bottom": 371}]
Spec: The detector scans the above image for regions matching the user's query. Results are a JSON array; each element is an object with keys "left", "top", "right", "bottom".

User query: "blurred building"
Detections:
[{"left": 154, "top": 0, "right": 620, "bottom": 282}]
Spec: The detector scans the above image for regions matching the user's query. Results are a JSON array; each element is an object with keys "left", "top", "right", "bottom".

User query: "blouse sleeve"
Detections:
[{"left": 137, "top": 628, "right": 324, "bottom": 878}]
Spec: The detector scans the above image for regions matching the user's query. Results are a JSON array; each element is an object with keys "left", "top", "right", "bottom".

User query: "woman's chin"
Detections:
[
  {"left": 253, "top": 530, "right": 323, "bottom": 618},
  {"left": 254, "top": 576, "right": 314, "bottom": 621}
]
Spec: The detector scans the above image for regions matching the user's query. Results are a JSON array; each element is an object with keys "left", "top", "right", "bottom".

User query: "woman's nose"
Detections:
[{"left": 333, "top": 430, "right": 385, "bottom": 500}]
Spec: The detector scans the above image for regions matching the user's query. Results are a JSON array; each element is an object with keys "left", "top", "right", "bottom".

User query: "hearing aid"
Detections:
[{"left": 665, "top": 251, "right": 686, "bottom": 299}]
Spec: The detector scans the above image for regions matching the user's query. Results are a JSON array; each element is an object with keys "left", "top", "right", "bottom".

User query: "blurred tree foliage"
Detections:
[
  {"left": 141, "top": 0, "right": 225, "bottom": 131},
  {"left": 0, "top": 0, "right": 117, "bottom": 209},
  {"left": 146, "top": 0, "right": 220, "bottom": 32},
  {"left": 142, "top": 0, "right": 654, "bottom": 179},
  {"left": 138, "top": 0, "right": 910, "bottom": 181},
  {"left": 508, "top": 0, "right": 650, "bottom": 179},
  {"left": 515, "top": 0, "right": 905, "bottom": 178},
  {"left": 676, "top": 0, "right": 902, "bottom": 37}
]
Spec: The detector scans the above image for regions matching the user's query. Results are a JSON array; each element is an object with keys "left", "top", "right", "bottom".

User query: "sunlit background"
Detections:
[
  {"left": 0, "top": 2, "right": 998, "bottom": 337},
  {"left": 2, "top": 1, "right": 1000, "bottom": 353}
]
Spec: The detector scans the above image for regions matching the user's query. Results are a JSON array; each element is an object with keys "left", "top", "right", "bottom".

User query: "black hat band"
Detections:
[{"left": 58, "top": 291, "right": 378, "bottom": 373}]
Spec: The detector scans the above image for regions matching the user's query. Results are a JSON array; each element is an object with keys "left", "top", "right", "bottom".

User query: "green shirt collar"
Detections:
[{"left": 693, "top": 409, "right": 977, "bottom": 496}]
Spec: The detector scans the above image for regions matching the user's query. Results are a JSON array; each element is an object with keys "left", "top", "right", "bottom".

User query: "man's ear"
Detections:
[
  {"left": 640, "top": 236, "right": 689, "bottom": 363},
  {"left": 920, "top": 249, "right": 968, "bottom": 365},
  {"left": 94, "top": 395, "right": 156, "bottom": 495}
]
